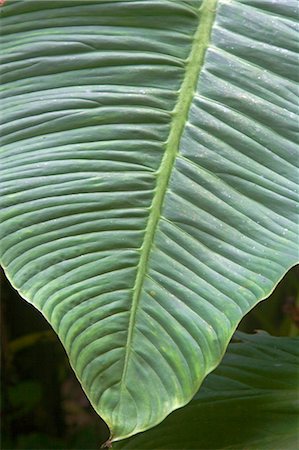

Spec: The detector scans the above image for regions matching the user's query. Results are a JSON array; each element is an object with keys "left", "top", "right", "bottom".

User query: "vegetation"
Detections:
[{"left": 1, "top": 1, "right": 298, "bottom": 449}]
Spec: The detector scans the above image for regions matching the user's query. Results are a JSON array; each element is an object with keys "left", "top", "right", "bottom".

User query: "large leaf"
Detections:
[
  {"left": 1, "top": 0, "right": 298, "bottom": 440},
  {"left": 115, "top": 332, "right": 299, "bottom": 450}
]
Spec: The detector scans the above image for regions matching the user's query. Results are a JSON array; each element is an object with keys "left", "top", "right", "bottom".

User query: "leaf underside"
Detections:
[{"left": 1, "top": 0, "right": 298, "bottom": 440}]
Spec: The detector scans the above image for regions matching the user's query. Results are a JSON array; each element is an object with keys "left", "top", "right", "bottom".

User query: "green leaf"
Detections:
[
  {"left": 1, "top": 0, "right": 298, "bottom": 440},
  {"left": 115, "top": 332, "right": 299, "bottom": 450}
]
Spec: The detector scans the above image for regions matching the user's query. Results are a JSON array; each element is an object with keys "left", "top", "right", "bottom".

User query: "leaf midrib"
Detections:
[{"left": 120, "top": 0, "right": 218, "bottom": 387}]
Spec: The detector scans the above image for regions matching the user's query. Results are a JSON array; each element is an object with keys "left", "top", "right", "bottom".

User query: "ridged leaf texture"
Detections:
[
  {"left": 116, "top": 332, "right": 299, "bottom": 450},
  {"left": 1, "top": 0, "right": 298, "bottom": 440}
]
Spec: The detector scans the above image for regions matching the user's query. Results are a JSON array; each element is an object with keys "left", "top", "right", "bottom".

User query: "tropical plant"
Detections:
[
  {"left": 1, "top": 0, "right": 298, "bottom": 448},
  {"left": 115, "top": 332, "right": 299, "bottom": 450}
]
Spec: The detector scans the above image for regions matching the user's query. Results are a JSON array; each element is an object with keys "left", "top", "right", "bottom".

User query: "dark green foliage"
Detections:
[{"left": 1, "top": 267, "right": 298, "bottom": 449}]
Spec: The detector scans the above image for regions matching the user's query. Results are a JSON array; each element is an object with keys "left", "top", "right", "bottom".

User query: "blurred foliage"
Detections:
[
  {"left": 238, "top": 265, "right": 299, "bottom": 336},
  {"left": 1, "top": 265, "right": 298, "bottom": 449}
]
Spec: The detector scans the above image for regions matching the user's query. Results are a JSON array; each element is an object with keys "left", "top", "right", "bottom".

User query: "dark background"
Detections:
[{"left": 1, "top": 265, "right": 298, "bottom": 450}]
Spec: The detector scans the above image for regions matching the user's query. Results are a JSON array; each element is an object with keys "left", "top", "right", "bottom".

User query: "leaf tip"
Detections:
[{"left": 101, "top": 438, "right": 113, "bottom": 449}]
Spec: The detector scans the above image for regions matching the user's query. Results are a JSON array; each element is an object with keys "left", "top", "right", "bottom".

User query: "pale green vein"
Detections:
[{"left": 119, "top": 0, "right": 218, "bottom": 392}]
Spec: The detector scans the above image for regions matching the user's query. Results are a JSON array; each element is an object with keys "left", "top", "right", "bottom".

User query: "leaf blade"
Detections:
[
  {"left": 0, "top": 0, "right": 298, "bottom": 440},
  {"left": 115, "top": 332, "right": 299, "bottom": 450}
]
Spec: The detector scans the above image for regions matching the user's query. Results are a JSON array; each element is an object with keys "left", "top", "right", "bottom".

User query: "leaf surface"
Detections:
[
  {"left": 1, "top": 0, "right": 298, "bottom": 440},
  {"left": 115, "top": 332, "right": 299, "bottom": 450}
]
